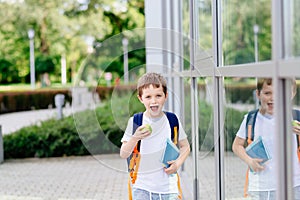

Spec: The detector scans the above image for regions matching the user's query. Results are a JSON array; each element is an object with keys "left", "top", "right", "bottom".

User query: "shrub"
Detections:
[{"left": 3, "top": 118, "right": 88, "bottom": 158}]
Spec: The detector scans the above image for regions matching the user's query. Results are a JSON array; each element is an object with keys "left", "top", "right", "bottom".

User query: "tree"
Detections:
[
  {"left": 0, "top": 0, "right": 145, "bottom": 85},
  {"left": 222, "top": 0, "right": 271, "bottom": 65}
]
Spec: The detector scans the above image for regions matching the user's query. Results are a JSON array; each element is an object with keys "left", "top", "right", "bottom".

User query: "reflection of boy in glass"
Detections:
[{"left": 232, "top": 78, "right": 300, "bottom": 200}]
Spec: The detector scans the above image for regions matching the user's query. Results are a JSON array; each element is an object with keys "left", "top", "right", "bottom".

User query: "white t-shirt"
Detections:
[
  {"left": 121, "top": 112, "right": 187, "bottom": 194},
  {"left": 236, "top": 112, "right": 300, "bottom": 191}
]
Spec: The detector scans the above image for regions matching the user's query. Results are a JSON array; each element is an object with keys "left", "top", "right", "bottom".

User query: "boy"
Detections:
[
  {"left": 120, "top": 72, "right": 190, "bottom": 200},
  {"left": 232, "top": 78, "right": 300, "bottom": 199}
]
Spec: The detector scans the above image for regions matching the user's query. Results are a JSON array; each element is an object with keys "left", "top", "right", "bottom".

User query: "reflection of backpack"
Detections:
[
  {"left": 243, "top": 109, "right": 300, "bottom": 197},
  {"left": 127, "top": 111, "right": 182, "bottom": 200}
]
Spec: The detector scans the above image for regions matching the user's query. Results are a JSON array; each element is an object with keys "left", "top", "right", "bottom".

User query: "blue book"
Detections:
[
  {"left": 161, "top": 138, "right": 180, "bottom": 168},
  {"left": 246, "top": 136, "right": 271, "bottom": 165}
]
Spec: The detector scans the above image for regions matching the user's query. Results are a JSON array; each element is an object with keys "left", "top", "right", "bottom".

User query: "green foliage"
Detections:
[
  {"left": 3, "top": 118, "right": 88, "bottom": 158},
  {"left": 225, "top": 84, "right": 256, "bottom": 104},
  {"left": 0, "top": 59, "right": 18, "bottom": 84},
  {"left": 223, "top": 0, "right": 271, "bottom": 64},
  {"left": 35, "top": 55, "right": 55, "bottom": 74},
  {"left": 293, "top": 1, "right": 300, "bottom": 56},
  {"left": 0, "top": 0, "right": 145, "bottom": 84}
]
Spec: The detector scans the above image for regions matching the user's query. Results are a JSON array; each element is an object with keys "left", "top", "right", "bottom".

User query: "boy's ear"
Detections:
[
  {"left": 165, "top": 92, "right": 168, "bottom": 99},
  {"left": 137, "top": 94, "right": 143, "bottom": 102},
  {"left": 256, "top": 89, "right": 260, "bottom": 98}
]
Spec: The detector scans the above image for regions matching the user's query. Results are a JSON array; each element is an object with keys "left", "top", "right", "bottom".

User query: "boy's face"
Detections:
[
  {"left": 257, "top": 82, "right": 274, "bottom": 115},
  {"left": 138, "top": 84, "right": 168, "bottom": 118}
]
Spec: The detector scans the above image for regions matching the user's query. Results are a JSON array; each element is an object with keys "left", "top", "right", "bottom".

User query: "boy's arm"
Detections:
[
  {"left": 232, "top": 136, "right": 264, "bottom": 172},
  {"left": 292, "top": 120, "right": 300, "bottom": 135},
  {"left": 120, "top": 138, "right": 139, "bottom": 159},
  {"left": 164, "top": 138, "right": 190, "bottom": 175},
  {"left": 119, "top": 125, "right": 151, "bottom": 159}
]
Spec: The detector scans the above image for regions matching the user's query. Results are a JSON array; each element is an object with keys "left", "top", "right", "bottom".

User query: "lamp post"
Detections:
[
  {"left": 28, "top": 28, "right": 35, "bottom": 89},
  {"left": 253, "top": 24, "right": 259, "bottom": 62},
  {"left": 122, "top": 37, "right": 128, "bottom": 84}
]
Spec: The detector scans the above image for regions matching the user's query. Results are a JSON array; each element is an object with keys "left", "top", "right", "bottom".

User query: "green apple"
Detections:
[
  {"left": 143, "top": 124, "right": 152, "bottom": 133},
  {"left": 292, "top": 120, "right": 299, "bottom": 127}
]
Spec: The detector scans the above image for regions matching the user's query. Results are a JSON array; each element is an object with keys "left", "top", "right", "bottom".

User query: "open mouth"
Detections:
[
  {"left": 150, "top": 105, "right": 159, "bottom": 112},
  {"left": 267, "top": 102, "right": 274, "bottom": 109}
]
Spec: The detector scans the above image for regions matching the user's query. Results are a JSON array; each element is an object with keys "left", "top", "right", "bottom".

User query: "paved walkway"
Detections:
[
  {"left": 0, "top": 153, "right": 248, "bottom": 200},
  {"left": 0, "top": 106, "right": 83, "bottom": 135}
]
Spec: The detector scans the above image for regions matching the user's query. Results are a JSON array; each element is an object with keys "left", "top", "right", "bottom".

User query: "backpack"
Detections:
[
  {"left": 127, "top": 111, "right": 182, "bottom": 200},
  {"left": 243, "top": 109, "right": 300, "bottom": 197}
]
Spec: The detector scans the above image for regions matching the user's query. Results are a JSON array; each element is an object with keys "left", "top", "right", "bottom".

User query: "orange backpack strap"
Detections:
[
  {"left": 173, "top": 126, "right": 178, "bottom": 145},
  {"left": 128, "top": 146, "right": 141, "bottom": 184},
  {"left": 128, "top": 145, "right": 141, "bottom": 200},
  {"left": 293, "top": 109, "right": 300, "bottom": 162},
  {"left": 247, "top": 125, "right": 253, "bottom": 145},
  {"left": 244, "top": 114, "right": 255, "bottom": 198},
  {"left": 297, "top": 135, "right": 300, "bottom": 162},
  {"left": 244, "top": 168, "right": 250, "bottom": 197},
  {"left": 245, "top": 109, "right": 258, "bottom": 145},
  {"left": 128, "top": 175, "right": 133, "bottom": 200},
  {"left": 177, "top": 173, "right": 183, "bottom": 199}
]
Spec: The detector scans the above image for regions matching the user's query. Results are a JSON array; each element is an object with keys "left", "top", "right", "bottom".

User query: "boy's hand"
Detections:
[
  {"left": 133, "top": 125, "right": 152, "bottom": 140},
  {"left": 248, "top": 158, "right": 265, "bottom": 173},
  {"left": 292, "top": 120, "right": 300, "bottom": 135},
  {"left": 164, "top": 160, "right": 179, "bottom": 175}
]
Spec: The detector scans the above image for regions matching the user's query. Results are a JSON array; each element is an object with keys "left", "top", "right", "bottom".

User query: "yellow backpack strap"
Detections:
[
  {"left": 129, "top": 146, "right": 141, "bottom": 184},
  {"left": 297, "top": 135, "right": 300, "bottom": 162},
  {"left": 128, "top": 145, "right": 141, "bottom": 200},
  {"left": 244, "top": 124, "right": 253, "bottom": 197},
  {"left": 247, "top": 124, "right": 253, "bottom": 145},
  {"left": 172, "top": 126, "right": 181, "bottom": 199},
  {"left": 173, "top": 126, "right": 178, "bottom": 145},
  {"left": 177, "top": 173, "right": 183, "bottom": 199},
  {"left": 244, "top": 168, "right": 250, "bottom": 197},
  {"left": 128, "top": 175, "right": 133, "bottom": 200}
]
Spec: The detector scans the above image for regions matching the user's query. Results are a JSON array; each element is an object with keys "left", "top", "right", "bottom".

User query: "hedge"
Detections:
[{"left": 0, "top": 89, "right": 72, "bottom": 114}]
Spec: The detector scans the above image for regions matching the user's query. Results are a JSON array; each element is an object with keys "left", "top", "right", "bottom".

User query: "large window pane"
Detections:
[
  {"left": 292, "top": 78, "right": 300, "bottom": 198},
  {"left": 285, "top": 0, "right": 300, "bottom": 57},
  {"left": 223, "top": 77, "right": 283, "bottom": 199},
  {"left": 224, "top": 77, "right": 256, "bottom": 199},
  {"left": 198, "top": 77, "right": 215, "bottom": 200},
  {"left": 198, "top": 0, "right": 212, "bottom": 50},
  {"left": 182, "top": 0, "right": 190, "bottom": 70},
  {"left": 182, "top": 77, "right": 216, "bottom": 199},
  {"left": 181, "top": 77, "right": 194, "bottom": 199},
  {"left": 222, "top": 0, "right": 271, "bottom": 65}
]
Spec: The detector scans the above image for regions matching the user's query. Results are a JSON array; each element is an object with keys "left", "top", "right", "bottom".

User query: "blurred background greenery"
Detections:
[
  {"left": 0, "top": 0, "right": 278, "bottom": 87},
  {"left": 0, "top": 0, "right": 145, "bottom": 87}
]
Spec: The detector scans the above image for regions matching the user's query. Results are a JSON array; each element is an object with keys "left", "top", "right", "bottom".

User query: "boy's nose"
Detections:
[{"left": 150, "top": 97, "right": 156, "bottom": 103}]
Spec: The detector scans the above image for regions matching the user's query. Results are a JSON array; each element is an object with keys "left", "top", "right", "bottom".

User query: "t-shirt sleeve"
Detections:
[
  {"left": 236, "top": 114, "right": 248, "bottom": 139},
  {"left": 121, "top": 117, "right": 134, "bottom": 143}
]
